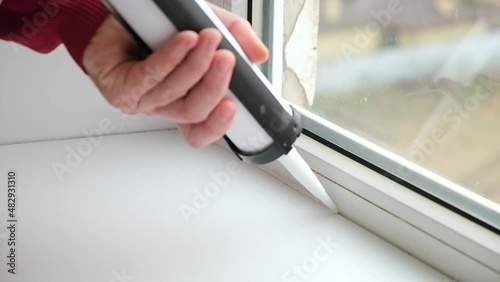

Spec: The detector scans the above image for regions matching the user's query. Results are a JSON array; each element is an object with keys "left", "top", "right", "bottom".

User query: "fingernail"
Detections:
[
  {"left": 218, "top": 107, "right": 234, "bottom": 121},
  {"left": 217, "top": 57, "right": 233, "bottom": 74}
]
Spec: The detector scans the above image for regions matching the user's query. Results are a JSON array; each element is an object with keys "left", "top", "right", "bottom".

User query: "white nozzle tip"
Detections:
[
  {"left": 279, "top": 148, "right": 340, "bottom": 214},
  {"left": 321, "top": 196, "right": 339, "bottom": 214}
]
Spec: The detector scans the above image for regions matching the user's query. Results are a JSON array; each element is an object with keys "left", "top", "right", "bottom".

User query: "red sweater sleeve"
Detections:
[{"left": 0, "top": 0, "right": 109, "bottom": 71}]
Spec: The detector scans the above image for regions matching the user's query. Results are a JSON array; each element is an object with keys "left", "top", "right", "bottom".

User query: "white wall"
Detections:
[{"left": 0, "top": 43, "right": 174, "bottom": 145}]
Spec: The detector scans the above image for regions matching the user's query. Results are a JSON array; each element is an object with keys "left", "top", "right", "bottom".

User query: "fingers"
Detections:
[
  {"left": 209, "top": 3, "right": 269, "bottom": 63},
  {"left": 118, "top": 31, "right": 199, "bottom": 111},
  {"left": 135, "top": 30, "right": 199, "bottom": 90},
  {"left": 178, "top": 99, "right": 237, "bottom": 148},
  {"left": 152, "top": 50, "right": 236, "bottom": 124},
  {"left": 137, "top": 28, "right": 223, "bottom": 113},
  {"left": 112, "top": 6, "right": 267, "bottom": 115}
]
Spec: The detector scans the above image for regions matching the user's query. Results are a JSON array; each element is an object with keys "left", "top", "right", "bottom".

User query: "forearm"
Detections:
[{"left": 0, "top": 0, "right": 109, "bottom": 70}]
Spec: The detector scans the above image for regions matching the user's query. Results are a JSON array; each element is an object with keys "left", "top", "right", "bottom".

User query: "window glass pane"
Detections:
[{"left": 284, "top": 0, "right": 500, "bottom": 206}]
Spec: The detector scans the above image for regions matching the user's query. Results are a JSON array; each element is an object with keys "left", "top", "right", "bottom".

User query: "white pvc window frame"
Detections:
[{"left": 246, "top": 0, "right": 500, "bottom": 281}]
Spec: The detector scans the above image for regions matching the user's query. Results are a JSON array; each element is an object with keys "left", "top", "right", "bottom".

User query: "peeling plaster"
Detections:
[{"left": 284, "top": 0, "right": 320, "bottom": 106}]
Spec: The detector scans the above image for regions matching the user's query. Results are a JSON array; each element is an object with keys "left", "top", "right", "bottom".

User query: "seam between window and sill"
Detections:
[
  {"left": 315, "top": 169, "right": 498, "bottom": 273},
  {"left": 293, "top": 132, "right": 500, "bottom": 264},
  {"left": 292, "top": 109, "right": 500, "bottom": 242}
]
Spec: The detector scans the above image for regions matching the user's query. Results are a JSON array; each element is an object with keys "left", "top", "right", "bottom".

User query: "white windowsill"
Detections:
[{"left": 0, "top": 130, "right": 449, "bottom": 281}]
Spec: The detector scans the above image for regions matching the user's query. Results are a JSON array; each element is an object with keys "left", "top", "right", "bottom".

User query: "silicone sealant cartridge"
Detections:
[{"left": 101, "top": 0, "right": 301, "bottom": 164}]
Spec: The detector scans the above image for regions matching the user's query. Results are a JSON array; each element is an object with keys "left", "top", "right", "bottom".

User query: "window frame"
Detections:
[
  {"left": 247, "top": 0, "right": 500, "bottom": 280},
  {"left": 301, "top": 111, "right": 500, "bottom": 233}
]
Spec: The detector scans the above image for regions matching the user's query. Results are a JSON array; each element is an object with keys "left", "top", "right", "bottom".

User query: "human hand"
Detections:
[{"left": 83, "top": 4, "right": 268, "bottom": 148}]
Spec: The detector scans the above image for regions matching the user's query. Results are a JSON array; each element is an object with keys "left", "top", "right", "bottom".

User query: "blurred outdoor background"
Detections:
[{"left": 305, "top": 0, "right": 500, "bottom": 204}]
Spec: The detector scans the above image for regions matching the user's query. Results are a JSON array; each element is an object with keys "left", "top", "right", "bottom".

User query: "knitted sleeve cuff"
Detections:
[{"left": 56, "top": 0, "right": 109, "bottom": 71}]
